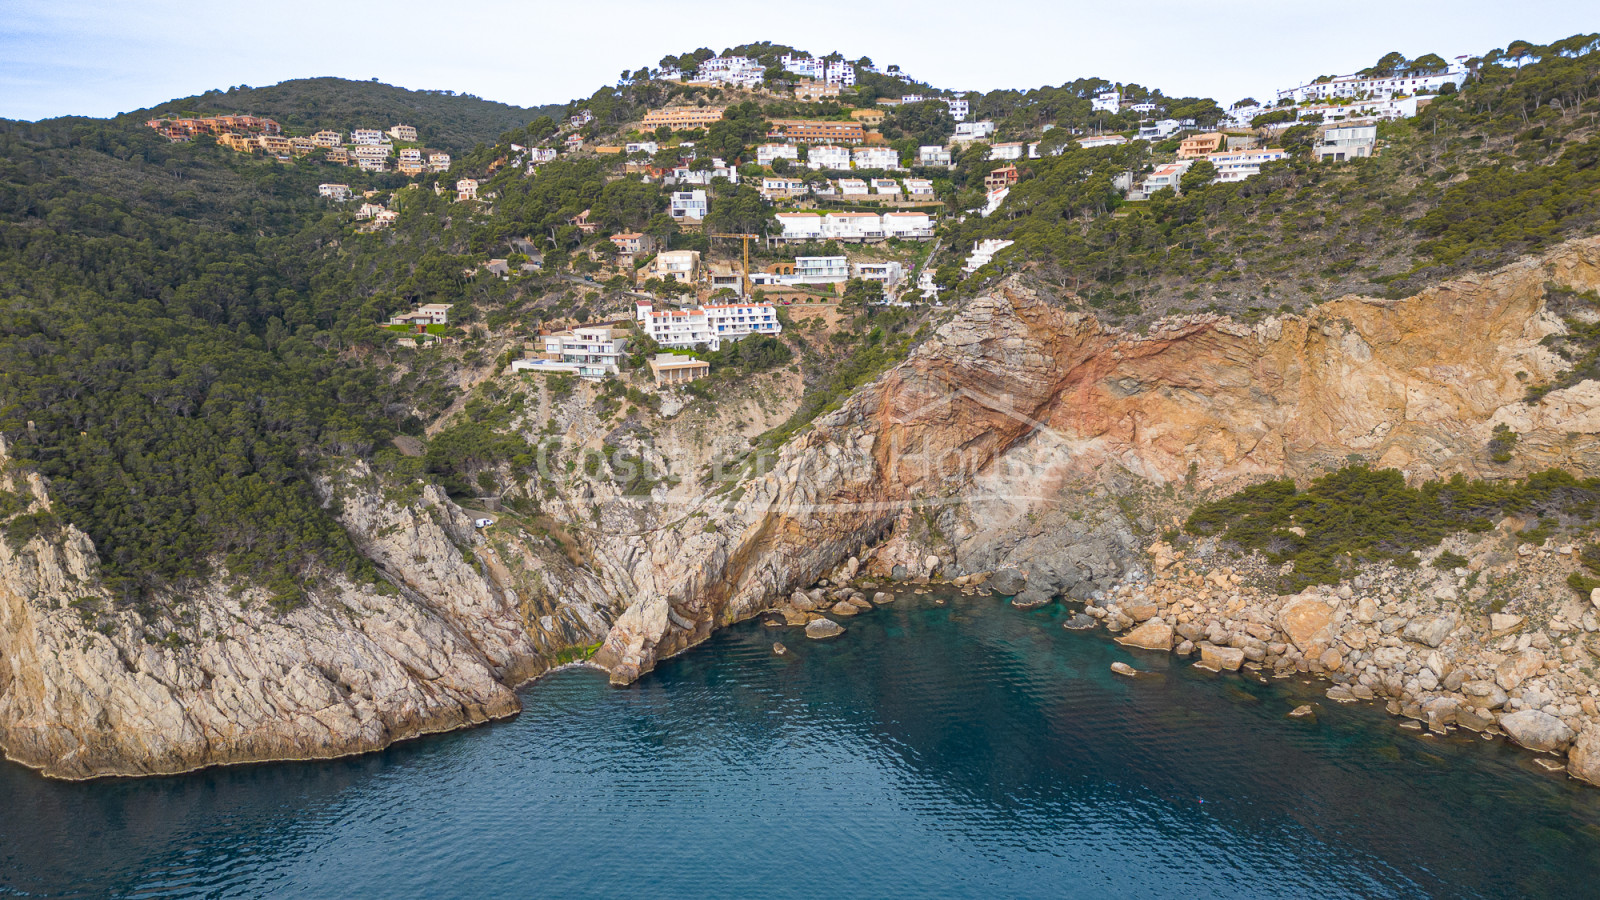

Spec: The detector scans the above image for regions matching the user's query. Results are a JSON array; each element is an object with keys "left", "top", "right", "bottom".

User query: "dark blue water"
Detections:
[{"left": 5, "top": 592, "right": 1600, "bottom": 899}]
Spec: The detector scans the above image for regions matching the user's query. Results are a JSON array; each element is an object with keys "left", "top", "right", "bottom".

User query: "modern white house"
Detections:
[
  {"left": 456, "top": 178, "right": 479, "bottom": 201},
  {"left": 918, "top": 146, "right": 953, "bottom": 167},
  {"left": 793, "top": 256, "right": 850, "bottom": 283},
  {"left": 1136, "top": 161, "right": 1193, "bottom": 196},
  {"left": 319, "top": 183, "right": 352, "bottom": 200},
  {"left": 774, "top": 212, "right": 826, "bottom": 242},
  {"left": 902, "top": 178, "right": 934, "bottom": 198},
  {"left": 625, "top": 140, "right": 659, "bottom": 155},
  {"left": 853, "top": 261, "right": 905, "bottom": 284},
  {"left": 1137, "top": 119, "right": 1182, "bottom": 140},
  {"left": 355, "top": 202, "right": 386, "bottom": 220},
  {"left": 953, "top": 121, "right": 997, "bottom": 142},
  {"left": 650, "top": 249, "right": 701, "bottom": 283},
  {"left": 837, "top": 178, "right": 870, "bottom": 196},
  {"left": 1315, "top": 122, "right": 1379, "bottom": 161},
  {"left": 853, "top": 147, "right": 903, "bottom": 170},
  {"left": 981, "top": 187, "right": 1009, "bottom": 217},
  {"left": 945, "top": 98, "right": 970, "bottom": 122},
  {"left": 760, "top": 176, "right": 807, "bottom": 200},
  {"left": 671, "top": 160, "right": 737, "bottom": 185},
  {"left": 1076, "top": 135, "right": 1128, "bottom": 149},
  {"left": 882, "top": 211, "right": 934, "bottom": 238},
  {"left": 988, "top": 142, "right": 1025, "bottom": 161},
  {"left": 964, "top": 239, "right": 1014, "bottom": 273},
  {"left": 1092, "top": 91, "right": 1121, "bottom": 114},
  {"left": 1207, "top": 148, "right": 1289, "bottom": 182},
  {"left": 756, "top": 144, "right": 799, "bottom": 166},
  {"left": 669, "top": 189, "right": 708, "bottom": 222},
  {"left": 389, "top": 303, "right": 452, "bottom": 326},
  {"left": 807, "top": 145, "right": 853, "bottom": 170},
  {"left": 511, "top": 325, "right": 629, "bottom": 380},
  {"left": 351, "top": 129, "right": 387, "bottom": 145},
  {"left": 636, "top": 300, "right": 782, "bottom": 351},
  {"left": 820, "top": 211, "right": 882, "bottom": 241},
  {"left": 870, "top": 178, "right": 901, "bottom": 196}
]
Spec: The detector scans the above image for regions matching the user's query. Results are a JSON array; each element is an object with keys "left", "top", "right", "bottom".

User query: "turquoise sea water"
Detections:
[{"left": 5, "top": 590, "right": 1600, "bottom": 898}]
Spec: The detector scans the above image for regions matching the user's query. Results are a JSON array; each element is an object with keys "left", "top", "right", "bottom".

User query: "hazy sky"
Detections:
[{"left": 3, "top": 0, "right": 1594, "bottom": 121}]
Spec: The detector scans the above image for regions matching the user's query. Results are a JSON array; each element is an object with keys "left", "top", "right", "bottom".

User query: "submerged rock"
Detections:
[
  {"left": 773, "top": 643, "right": 788, "bottom": 656},
  {"left": 805, "top": 619, "right": 845, "bottom": 639},
  {"left": 1289, "top": 705, "right": 1316, "bottom": 719},
  {"left": 1063, "top": 613, "right": 1096, "bottom": 631}
]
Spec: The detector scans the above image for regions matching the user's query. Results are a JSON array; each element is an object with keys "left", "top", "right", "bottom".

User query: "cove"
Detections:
[{"left": 5, "top": 591, "right": 1600, "bottom": 898}]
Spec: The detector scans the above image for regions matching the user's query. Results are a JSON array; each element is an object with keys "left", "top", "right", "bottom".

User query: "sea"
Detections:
[{"left": 4, "top": 589, "right": 1600, "bottom": 898}]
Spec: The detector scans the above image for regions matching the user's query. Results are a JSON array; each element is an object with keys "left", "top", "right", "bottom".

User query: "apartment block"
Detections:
[
  {"left": 768, "top": 120, "right": 866, "bottom": 145},
  {"left": 641, "top": 106, "right": 728, "bottom": 130}
]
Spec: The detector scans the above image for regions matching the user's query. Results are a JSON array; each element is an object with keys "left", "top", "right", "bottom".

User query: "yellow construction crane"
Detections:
[{"left": 710, "top": 232, "right": 759, "bottom": 298}]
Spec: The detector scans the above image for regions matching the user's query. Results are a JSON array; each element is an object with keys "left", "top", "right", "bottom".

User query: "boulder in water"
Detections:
[
  {"left": 1500, "top": 709, "right": 1575, "bottom": 752},
  {"left": 1010, "top": 587, "right": 1051, "bottom": 609},
  {"left": 805, "top": 619, "right": 845, "bottom": 639},
  {"left": 1062, "top": 613, "right": 1096, "bottom": 631},
  {"left": 990, "top": 567, "right": 1027, "bottom": 596},
  {"left": 1110, "top": 662, "right": 1138, "bottom": 677}
]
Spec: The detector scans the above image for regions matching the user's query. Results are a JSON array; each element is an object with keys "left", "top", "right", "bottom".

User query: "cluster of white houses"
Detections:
[
  {"left": 773, "top": 210, "right": 935, "bottom": 243},
  {"left": 635, "top": 299, "right": 783, "bottom": 351},
  {"left": 758, "top": 175, "right": 935, "bottom": 201}
]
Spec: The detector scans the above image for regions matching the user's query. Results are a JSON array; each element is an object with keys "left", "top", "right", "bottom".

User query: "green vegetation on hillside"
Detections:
[
  {"left": 142, "top": 77, "right": 560, "bottom": 153},
  {"left": 1186, "top": 466, "right": 1600, "bottom": 591},
  {"left": 942, "top": 35, "right": 1600, "bottom": 322},
  {"left": 0, "top": 119, "right": 404, "bottom": 609}
]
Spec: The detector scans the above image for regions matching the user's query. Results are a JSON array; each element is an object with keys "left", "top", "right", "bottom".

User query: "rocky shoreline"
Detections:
[{"left": 771, "top": 532, "right": 1600, "bottom": 790}]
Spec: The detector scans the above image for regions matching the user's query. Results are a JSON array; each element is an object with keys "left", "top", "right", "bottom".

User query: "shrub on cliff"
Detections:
[{"left": 1186, "top": 465, "right": 1600, "bottom": 591}]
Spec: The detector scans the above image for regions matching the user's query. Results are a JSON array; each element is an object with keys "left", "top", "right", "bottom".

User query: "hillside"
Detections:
[
  {"left": 945, "top": 37, "right": 1600, "bottom": 323},
  {"left": 6, "top": 34, "right": 1600, "bottom": 779},
  {"left": 137, "top": 77, "right": 562, "bottom": 153}
]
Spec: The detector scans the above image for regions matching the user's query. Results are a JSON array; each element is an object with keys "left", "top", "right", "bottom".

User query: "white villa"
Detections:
[
  {"left": 389, "top": 303, "right": 451, "bottom": 326},
  {"left": 853, "top": 147, "right": 902, "bottom": 170},
  {"left": 512, "top": 326, "right": 627, "bottom": 380},
  {"left": 808, "top": 145, "right": 853, "bottom": 170},
  {"left": 757, "top": 144, "right": 799, "bottom": 166},
  {"left": 964, "top": 239, "right": 1014, "bottom": 273}
]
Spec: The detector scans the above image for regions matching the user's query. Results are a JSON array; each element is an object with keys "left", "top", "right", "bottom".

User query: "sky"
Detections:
[{"left": 2, "top": 0, "right": 1595, "bottom": 121}]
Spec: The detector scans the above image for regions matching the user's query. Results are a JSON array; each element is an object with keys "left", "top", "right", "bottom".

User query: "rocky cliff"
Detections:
[
  {"left": 0, "top": 453, "right": 622, "bottom": 779},
  {"left": 8, "top": 236, "right": 1600, "bottom": 778},
  {"left": 594, "top": 236, "right": 1600, "bottom": 684}
]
